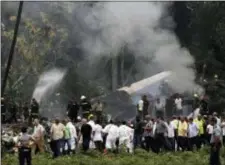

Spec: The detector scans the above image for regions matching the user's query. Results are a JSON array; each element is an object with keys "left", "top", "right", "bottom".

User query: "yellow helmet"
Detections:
[{"left": 88, "top": 114, "right": 94, "bottom": 120}]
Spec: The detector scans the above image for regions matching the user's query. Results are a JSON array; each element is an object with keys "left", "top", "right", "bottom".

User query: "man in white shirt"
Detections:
[
  {"left": 127, "top": 124, "right": 134, "bottom": 153},
  {"left": 118, "top": 121, "right": 131, "bottom": 152},
  {"left": 175, "top": 96, "right": 183, "bottom": 116},
  {"left": 187, "top": 118, "right": 199, "bottom": 151},
  {"left": 206, "top": 121, "right": 214, "bottom": 144},
  {"left": 166, "top": 119, "right": 175, "bottom": 151},
  {"left": 87, "top": 116, "right": 95, "bottom": 149},
  {"left": 93, "top": 120, "right": 103, "bottom": 152},
  {"left": 103, "top": 120, "right": 119, "bottom": 152},
  {"left": 32, "top": 119, "right": 45, "bottom": 154}
]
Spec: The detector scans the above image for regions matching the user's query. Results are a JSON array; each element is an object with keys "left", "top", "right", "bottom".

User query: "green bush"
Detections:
[{"left": 2, "top": 148, "right": 225, "bottom": 165}]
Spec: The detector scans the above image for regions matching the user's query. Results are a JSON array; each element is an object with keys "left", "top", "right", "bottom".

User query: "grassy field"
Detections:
[{"left": 2, "top": 148, "right": 225, "bottom": 165}]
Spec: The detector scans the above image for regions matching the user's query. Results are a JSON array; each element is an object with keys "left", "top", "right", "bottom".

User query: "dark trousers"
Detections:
[
  {"left": 156, "top": 111, "right": 164, "bottom": 118},
  {"left": 24, "top": 114, "right": 29, "bottom": 121},
  {"left": 94, "top": 141, "right": 103, "bottom": 152},
  {"left": 168, "top": 137, "right": 175, "bottom": 151},
  {"left": 210, "top": 143, "right": 221, "bottom": 165},
  {"left": 206, "top": 134, "right": 212, "bottom": 145},
  {"left": 196, "top": 135, "right": 203, "bottom": 149},
  {"left": 82, "top": 137, "right": 90, "bottom": 151},
  {"left": 144, "top": 136, "right": 151, "bottom": 152},
  {"left": 155, "top": 133, "right": 171, "bottom": 153},
  {"left": 137, "top": 111, "right": 143, "bottom": 120},
  {"left": 175, "top": 109, "right": 183, "bottom": 116},
  {"left": 52, "top": 139, "right": 62, "bottom": 158},
  {"left": 133, "top": 134, "right": 142, "bottom": 149},
  {"left": 95, "top": 111, "right": 102, "bottom": 123},
  {"left": 18, "top": 147, "right": 31, "bottom": 165},
  {"left": 188, "top": 136, "right": 198, "bottom": 151},
  {"left": 69, "top": 112, "right": 78, "bottom": 123},
  {"left": 63, "top": 139, "right": 71, "bottom": 155},
  {"left": 178, "top": 136, "right": 188, "bottom": 151}
]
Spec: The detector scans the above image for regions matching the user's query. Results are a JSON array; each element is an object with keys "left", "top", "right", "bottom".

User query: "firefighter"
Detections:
[
  {"left": 30, "top": 98, "right": 39, "bottom": 122},
  {"left": 23, "top": 102, "right": 30, "bottom": 122},
  {"left": 9, "top": 101, "right": 18, "bottom": 123},
  {"left": 80, "top": 96, "right": 92, "bottom": 119},
  {"left": 67, "top": 99, "right": 80, "bottom": 122},
  {"left": 92, "top": 100, "right": 104, "bottom": 123}
]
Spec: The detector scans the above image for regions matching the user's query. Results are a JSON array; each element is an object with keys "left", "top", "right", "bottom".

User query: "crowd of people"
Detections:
[{"left": 2, "top": 94, "right": 225, "bottom": 165}]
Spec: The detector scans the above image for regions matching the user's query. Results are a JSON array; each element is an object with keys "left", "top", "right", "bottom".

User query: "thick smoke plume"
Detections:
[
  {"left": 2, "top": 2, "right": 203, "bottom": 95},
  {"left": 73, "top": 2, "right": 202, "bottom": 93}
]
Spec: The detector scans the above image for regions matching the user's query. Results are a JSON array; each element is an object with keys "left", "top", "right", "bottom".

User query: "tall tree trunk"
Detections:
[
  {"left": 111, "top": 53, "right": 118, "bottom": 92},
  {"left": 120, "top": 49, "right": 124, "bottom": 86}
]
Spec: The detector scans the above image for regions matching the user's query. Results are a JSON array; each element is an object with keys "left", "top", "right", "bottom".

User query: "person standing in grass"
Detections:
[
  {"left": 210, "top": 117, "right": 222, "bottom": 165},
  {"left": 187, "top": 117, "right": 199, "bottom": 151},
  {"left": 206, "top": 120, "right": 214, "bottom": 144},
  {"left": 32, "top": 119, "right": 45, "bottom": 154},
  {"left": 177, "top": 117, "right": 188, "bottom": 151},
  {"left": 80, "top": 118, "right": 92, "bottom": 152},
  {"left": 93, "top": 120, "right": 103, "bottom": 152},
  {"left": 17, "top": 127, "right": 34, "bottom": 165},
  {"left": 50, "top": 119, "right": 65, "bottom": 158}
]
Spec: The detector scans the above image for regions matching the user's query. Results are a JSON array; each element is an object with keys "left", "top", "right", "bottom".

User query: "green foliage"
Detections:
[{"left": 2, "top": 148, "right": 225, "bottom": 165}]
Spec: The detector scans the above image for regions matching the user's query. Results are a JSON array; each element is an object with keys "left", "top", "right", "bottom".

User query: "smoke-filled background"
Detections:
[
  {"left": 2, "top": 2, "right": 225, "bottom": 117},
  {"left": 76, "top": 2, "right": 200, "bottom": 93}
]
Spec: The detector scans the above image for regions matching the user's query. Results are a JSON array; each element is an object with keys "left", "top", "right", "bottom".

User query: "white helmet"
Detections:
[{"left": 80, "top": 95, "right": 86, "bottom": 100}]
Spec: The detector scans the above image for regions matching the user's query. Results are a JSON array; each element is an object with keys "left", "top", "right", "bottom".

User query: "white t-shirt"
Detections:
[
  {"left": 221, "top": 122, "right": 225, "bottom": 136},
  {"left": 103, "top": 124, "right": 119, "bottom": 140},
  {"left": 93, "top": 124, "right": 103, "bottom": 141},
  {"left": 155, "top": 102, "right": 164, "bottom": 111},
  {"left": 188, "top": 123, "right": 199, "bottom": 138},
  {"left": 207, "top": 124, "right": 213, "bottom": 134},
  {"left": 166, "top": 122, "right": 175, "bottom": 138},
  {"left": 118, "top": 125, "right": 131, "bottom": 140},
  {"left": 175, "top": 98, "right": 182, "bottom": 110}
]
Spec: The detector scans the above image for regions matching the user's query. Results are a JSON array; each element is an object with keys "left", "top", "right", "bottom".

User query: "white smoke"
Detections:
[
  {"left": 32, "top": 68, "right": 67, "bottom": 103},
  {"left": 2, "top": 2, "right": 203, "bottom": 95},
  {"left": 75, "top": 2, "right": 202, "bottom": 94}
]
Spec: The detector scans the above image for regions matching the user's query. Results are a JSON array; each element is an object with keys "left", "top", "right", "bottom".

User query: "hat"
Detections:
[{"left": 77, "top": 116, "right": 81, "bottom": 120}]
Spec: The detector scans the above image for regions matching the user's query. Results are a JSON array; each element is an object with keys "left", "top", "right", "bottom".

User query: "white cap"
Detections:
[
  {"left": 77, "top": 116, "right": 81, "bottom": 120},
  {"left": 80, "top": 95, "right": 86, "bottom": 100}
]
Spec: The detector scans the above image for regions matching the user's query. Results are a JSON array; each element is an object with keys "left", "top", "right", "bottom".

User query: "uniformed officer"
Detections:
[
  {"left": 17, "top": 127, "right": 34, "bottom": 165},
  {"left": 30, "top": 98, "right": 39, "bottom": 121},
  {"left": 80, "top": 96, "right": 92, "bottom": 119}
]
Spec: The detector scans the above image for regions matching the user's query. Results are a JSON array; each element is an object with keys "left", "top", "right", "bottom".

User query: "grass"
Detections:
[{"left": 1, "top": 147, "right": 225, "bottom": 165}]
